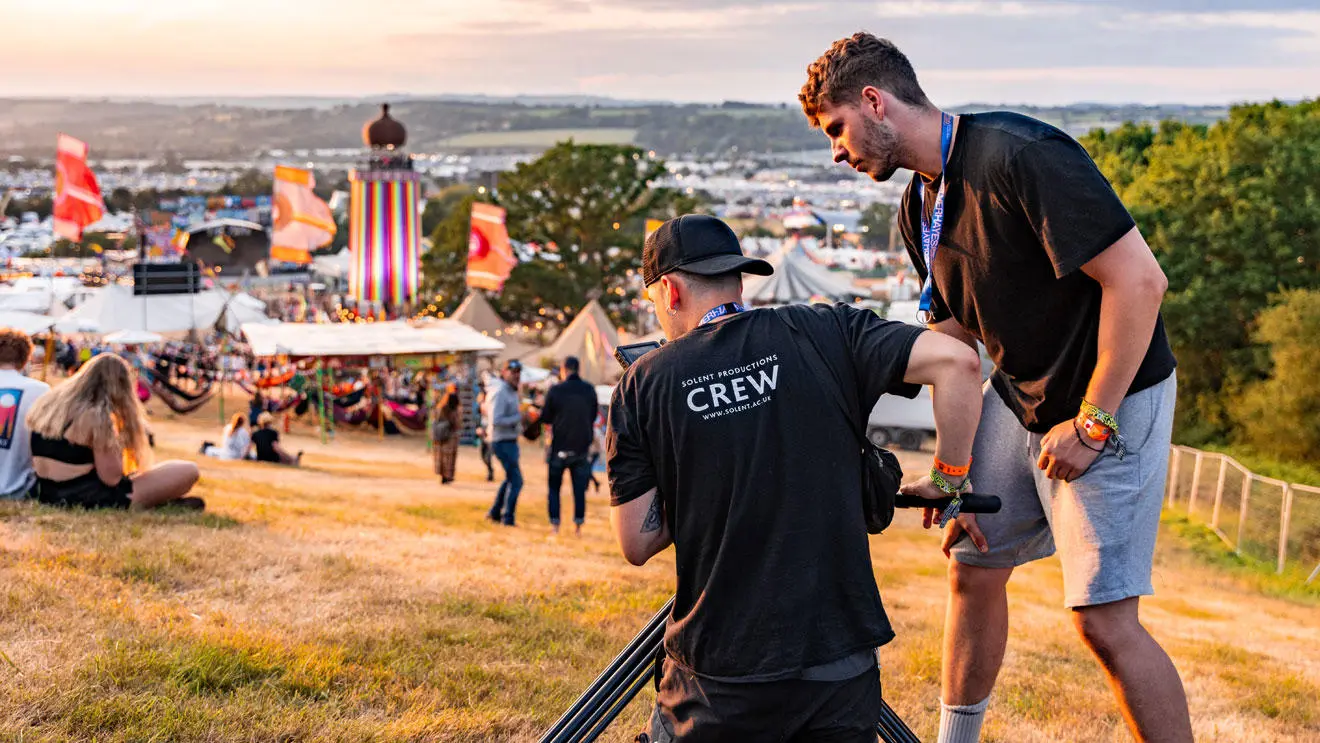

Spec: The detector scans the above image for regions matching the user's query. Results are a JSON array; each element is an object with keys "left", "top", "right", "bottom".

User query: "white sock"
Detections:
[{"left": 937, "top": 695, "right": 990, "bottom": 743}]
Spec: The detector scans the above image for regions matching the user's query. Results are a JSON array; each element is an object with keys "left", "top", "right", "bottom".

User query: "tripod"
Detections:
[{"left": 540, "top": 493, "right": 1001, "bottom": 743}]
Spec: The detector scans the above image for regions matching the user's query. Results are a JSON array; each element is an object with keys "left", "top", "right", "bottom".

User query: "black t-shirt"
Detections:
[
  {"left": 607, "top": 304, "right": 924, "bottom": 681},
  {"left": 251, "top": 428, "right": 280, "bottom": 462},
  {"left": 541, "top": 375, "right": 598, "bottom": 456},
  {"left": 899, "top": 111, "right": 1176, "bottom": 432}
]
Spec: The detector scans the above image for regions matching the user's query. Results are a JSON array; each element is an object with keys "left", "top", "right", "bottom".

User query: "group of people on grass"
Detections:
[
  {"left": 201, "top": 411, "right": 302, "bottom": 466},
  {"left": 427, "top": 356, "right": 603, "bottom": 535}
]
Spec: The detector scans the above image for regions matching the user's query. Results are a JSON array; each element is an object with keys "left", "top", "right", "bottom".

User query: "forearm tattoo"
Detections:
[{"left": 641, "top": 494, "right": 663, "bottom": 534}]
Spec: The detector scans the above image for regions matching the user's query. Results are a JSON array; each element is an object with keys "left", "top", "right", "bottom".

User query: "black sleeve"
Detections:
[
  {"left": 539, "top": 385, "right": 558, "bottom": 425},
  {"left": 834, "top": 304, "right": 926, "bottom": 409},
  {"left": 606, "top": 376, "right": 656, "bottom": 507},
  {"left": 1009, "top": 136, "right": 1137, "bottom": 278},
  {"left": 898, "top": 179, "right": 953, "bottom": 324}
]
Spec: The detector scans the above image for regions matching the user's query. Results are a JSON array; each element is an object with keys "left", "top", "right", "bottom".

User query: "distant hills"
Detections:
[{"left": 0, "top": 97, "right": 1232, "bottom": 161}]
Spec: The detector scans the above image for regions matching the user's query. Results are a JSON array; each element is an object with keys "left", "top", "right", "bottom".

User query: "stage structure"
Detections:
[{"left": 348, "top": 104, "right": 421, "bottom": 315}]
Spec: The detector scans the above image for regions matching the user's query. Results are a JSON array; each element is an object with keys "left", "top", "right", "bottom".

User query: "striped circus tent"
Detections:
[{"left": 742, "top": 238, "right": 859, "bottom": 307}]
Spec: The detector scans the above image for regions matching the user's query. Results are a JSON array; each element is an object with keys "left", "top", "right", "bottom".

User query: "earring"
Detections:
[{"left": 666, "top": 307, "right": 677, "bottom": 316}]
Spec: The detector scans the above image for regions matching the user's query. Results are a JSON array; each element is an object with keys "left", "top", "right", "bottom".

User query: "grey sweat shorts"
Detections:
[{"left": 951, "top": 373, "right": 1177, "bottom": 608}]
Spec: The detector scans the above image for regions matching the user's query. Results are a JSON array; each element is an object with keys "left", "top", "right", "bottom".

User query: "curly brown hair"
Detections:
[
  {"left": 799, "top": 32, "right": 930, "bottom": 128},
  {"left": 0, "top": 328, "right": 33, "bottom": 368}
]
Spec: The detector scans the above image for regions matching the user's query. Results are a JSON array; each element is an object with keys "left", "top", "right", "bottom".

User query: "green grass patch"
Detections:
[
  {"left": 1162, "top": 513, "right": 1320, "bottom": 602},
  {"left": 1181, "top": 641, "right": 1320, "bottom": 727}
]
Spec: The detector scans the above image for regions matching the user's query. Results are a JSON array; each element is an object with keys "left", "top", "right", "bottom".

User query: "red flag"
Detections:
[
  {"left": 52, "top": 134, "right": 105, "bottom": 242},
  {"left": 466, "top": 202, "right": 517, "bottom": 292}
]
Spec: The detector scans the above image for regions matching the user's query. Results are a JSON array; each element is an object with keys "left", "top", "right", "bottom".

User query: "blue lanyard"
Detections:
[
  {"left": 699, "top": 302, "right": 745, "bottom": 327},
  {"left": 916, "top": 113, "right": 955, "bottom": 325}
]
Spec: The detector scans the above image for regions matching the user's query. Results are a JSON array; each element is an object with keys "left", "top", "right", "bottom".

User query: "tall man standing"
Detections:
[
  {"left": 540, "top": 356, "right": 598, "bottom": 535},
  {"left": 800, "top": 33, "right": 1189, "bottom": 743}
]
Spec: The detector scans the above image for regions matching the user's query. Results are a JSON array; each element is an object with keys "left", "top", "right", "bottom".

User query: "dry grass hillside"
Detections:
[{"left": 1, "top": 396, "right": 1316, "bottom": 742}]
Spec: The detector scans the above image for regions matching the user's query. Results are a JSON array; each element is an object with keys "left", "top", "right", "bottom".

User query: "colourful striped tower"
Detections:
[
  {"left": 348, "top": 173, "right": 420, "bottom": 308},
  {"left": 349, "top": 103, "right": 421, "bottom": 312}
]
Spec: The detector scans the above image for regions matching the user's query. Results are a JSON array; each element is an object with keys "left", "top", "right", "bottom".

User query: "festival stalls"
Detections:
[
  {"left": 240, "top": 319, "right": 504, "bottom": 443},
  {"left": 742, "top": 238, "right": 860, "bottom": 307},
  {"left": 525, "top": 299, "right": 620, "bottom": 385},
  {"left": 56, "top": 284, "right": 277, "bottom": 414}
]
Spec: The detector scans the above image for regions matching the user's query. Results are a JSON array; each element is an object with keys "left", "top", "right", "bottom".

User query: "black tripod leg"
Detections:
[
  {"left": 541, "top": 599, "right": 673, "bottom": 743},
  {"left": 876, "top": 699, "right": 921, "bottom": 743},
  {"left": 577, "top": 659, "right": 655, "bottom": 742}
]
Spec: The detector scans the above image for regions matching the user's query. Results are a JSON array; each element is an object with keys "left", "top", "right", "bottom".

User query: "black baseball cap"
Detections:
[
  {"left": 504, "top": 359, "right": 522, "bottom": 372},
  {"left": 642, "top": 215, "right": 773, "bottom": 287}
]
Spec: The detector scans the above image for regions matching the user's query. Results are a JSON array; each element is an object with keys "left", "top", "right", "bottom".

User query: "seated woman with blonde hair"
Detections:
[{"left": 27, "top": 354, "right": 202, "bottom": 510}]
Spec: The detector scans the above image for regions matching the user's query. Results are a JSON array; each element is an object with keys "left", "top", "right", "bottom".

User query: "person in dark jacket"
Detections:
[{"left": 540, "top": 356, "right": 598, "bottom": 535}]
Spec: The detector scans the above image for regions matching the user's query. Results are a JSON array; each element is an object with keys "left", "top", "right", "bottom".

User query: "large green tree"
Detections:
[
  {"left": 1081, "top": 100, "right": 1320, "bottom": 443},
  {"left": 858, "top": 201, "right": 896, "bottom": 250},
  {"left": 1230, "top": 289, "right": 1320, "bottom": 461},
  {"left": 492, "top": 141, "right": 701, "bottom": 328}
]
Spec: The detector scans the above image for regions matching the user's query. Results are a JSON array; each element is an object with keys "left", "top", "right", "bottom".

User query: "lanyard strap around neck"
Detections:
[
  {"left": 698, "top": 302, "right": 746, "bottom": 327},
  {"left": 916, "top": 112, "right": 955, "bottom": 325}
]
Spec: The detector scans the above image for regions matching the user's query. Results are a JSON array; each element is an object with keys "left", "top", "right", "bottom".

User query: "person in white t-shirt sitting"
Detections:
[
  {"left": 0, "top": 328, "right": 50, "bottom": 499},
  {"left": 200, "top": 413, "right": 252, "bottom": 461}
]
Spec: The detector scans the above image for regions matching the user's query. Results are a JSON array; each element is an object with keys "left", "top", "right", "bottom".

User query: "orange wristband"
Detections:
[
  {"left": 933, "top": 457, "right": 971, "bottom": 478},
  {"left": 1078, "top": 415, "right": 1112, "bottom": 442}
]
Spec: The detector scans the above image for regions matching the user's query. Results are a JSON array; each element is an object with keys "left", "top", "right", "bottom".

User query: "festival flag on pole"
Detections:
[
  {"left": 271, "top": 165, "right": 335, "bottom": 264},
  {"left": 467, "top": 202, "right": 517, "bottom": 292},
  {"left": 52, "top": 134, "right": 104, "bottom": 242}
]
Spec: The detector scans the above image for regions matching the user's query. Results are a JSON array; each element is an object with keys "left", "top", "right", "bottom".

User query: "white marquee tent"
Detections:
[
  {"left": 241, "top": 319, "right": 505, "bottom": 358},
  {"left": 58, "top": 284, "right": 276, "bottom": 335}
]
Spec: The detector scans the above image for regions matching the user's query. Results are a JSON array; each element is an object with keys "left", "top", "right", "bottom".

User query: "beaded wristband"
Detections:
[
  {"left": 1080, "top": 400, "right": 1127, "bottom": 460},
  {"left": 929, "top": 468, "right": 972, "bottom": 528}
]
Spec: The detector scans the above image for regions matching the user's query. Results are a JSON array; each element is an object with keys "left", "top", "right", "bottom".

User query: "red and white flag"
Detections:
[
  {"left": 52, "top": 134, "right": 104, "bottom": 242},
  {"left": 467, "top": 202, "right": 517, "bottom": 292}
]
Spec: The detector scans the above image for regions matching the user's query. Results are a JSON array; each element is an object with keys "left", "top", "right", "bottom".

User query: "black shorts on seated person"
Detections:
[{"left": 35, "top": 471, "right": 134, "bottom": 510}]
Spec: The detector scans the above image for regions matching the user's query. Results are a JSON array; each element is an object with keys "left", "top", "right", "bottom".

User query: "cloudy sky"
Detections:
[{"left": 6, "top": 0, "right": 1319, "bottom": 104}]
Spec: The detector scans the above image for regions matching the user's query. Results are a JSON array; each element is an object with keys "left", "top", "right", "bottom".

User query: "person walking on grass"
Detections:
[
  {"left": 800, "top": 33, "right": 1188, "bottom": 743},
  {"left": 540, "top": 356, "right": 597, "bottom": 535},
  {"left": 484, "top": 360, "right": 524, "bottom": 526},
  {"left": 432, "top": 384, "right": 462, "bottom": 485}
]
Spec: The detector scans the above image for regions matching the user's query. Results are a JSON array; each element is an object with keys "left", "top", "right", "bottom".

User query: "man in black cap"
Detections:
[
  {"left": 485, "top": 359, "right": 525, "bottom": 526},
  {"left": 607, "top": 214, "right": 986, "bottom": 741},
  {"left": 540, "top": 355, "right": 599, "bottom": 535}
]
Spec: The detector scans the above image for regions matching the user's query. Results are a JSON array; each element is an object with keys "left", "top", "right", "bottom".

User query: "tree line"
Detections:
[{"left": 1081, "top": 99, "right": 1320, "bottom": 460}]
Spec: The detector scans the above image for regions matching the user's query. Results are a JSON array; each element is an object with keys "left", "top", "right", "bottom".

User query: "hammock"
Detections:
[
  {"left": 333, "top": 401, "right": 379, "bottom": 426},
  {"left": 251, "top": 369, "right": 295, "bottom": 388},
  {"left": 264, "top": 392, "right": 304, "bottom": 414},
  {"left": 384, "top": 400, "right": 428, "bottom": 431},
  {"left": 152, "top": 373, "right": 215, "bottom": 403},
  {"left": 150, "top": 379, "right": 216, "bottom": 415}
]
